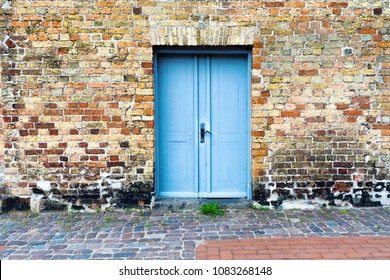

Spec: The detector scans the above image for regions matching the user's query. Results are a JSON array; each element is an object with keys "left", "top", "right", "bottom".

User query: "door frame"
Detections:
[{"left": 153, "top": 47, "right": 252, "bottom": 199}]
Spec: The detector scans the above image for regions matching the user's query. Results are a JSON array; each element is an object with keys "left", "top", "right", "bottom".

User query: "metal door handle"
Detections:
[{"left": 200, "top": 123, "right": 211, "bottom": 143}]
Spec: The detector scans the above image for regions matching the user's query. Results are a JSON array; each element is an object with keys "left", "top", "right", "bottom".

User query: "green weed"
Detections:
[{"left": 200, "top": 201, "right": 225, "bottom": 216}]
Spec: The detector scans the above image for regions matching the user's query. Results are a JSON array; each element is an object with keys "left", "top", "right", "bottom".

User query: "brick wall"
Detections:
[{"left": 0, "top": 0, "right": 389, "bottom": 211}]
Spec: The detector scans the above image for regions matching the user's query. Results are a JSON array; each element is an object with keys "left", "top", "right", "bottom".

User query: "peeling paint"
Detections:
[
  {"left": 36, "top": 181, "right": 51, "bottom": 191},
  {"left": 254, "top": 181, "right": 390, "bottom": 209},
  {"left": 1, "top": 1, "right": 11, "bottom": 10}
]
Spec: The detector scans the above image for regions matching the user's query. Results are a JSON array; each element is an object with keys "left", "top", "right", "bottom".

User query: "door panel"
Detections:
[
  {"left": 157, "top": 55, "right": 197, "bottom": 197},
  {"left": 209, "top": 56, "right": 248, "bottom": 196},
  {"left": 156, "top": 53, "right": 248, "bottom": 198}
]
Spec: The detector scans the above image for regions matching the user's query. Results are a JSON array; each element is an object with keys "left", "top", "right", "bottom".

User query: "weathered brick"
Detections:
[
  {"left": 44, "top": 149, "right": 64, "bottom": 155},
  {"left": 298, "top": 70, "right": 318, "bottom": 76},
  {"left": 43, "top": 162, "right": 64, "bottom": 168},
  {"left": 252, "top": 131, "right": 265, "bottom": 137},
  {"left": 373, "top": 8, "right": 382, "bottom": 15},
  {"left": 107, "top": 161, "right": 126, "bottom": 167},
  {"left": 357, "top": 29, "right": 377, "bottom": 35},
  {"left": 378, "top": 42, "right": 390, "bottom": 48},
  {"left": 286, "top": 2, "right": 305, "bottom": 8},
  {"left": 86, "top": 149, "right": 105, "bottom": 154},
  {"left": 35, "top": 123, "right": 55, "bottom": 129},
  {"left": 329, "top": 2, "right": 348, "bottom": 8},
  {"left": 343, "top": 110, "right": 363, "bottom": 116},
  {"left": 281, "top": 111, "right": 301, "bottom": 117},
  {"left": 2, "top": 0, "right": 389, "bottom": 210},
  {"left": 25, "top": 150, "right": 43, "bottom": 155},
  {"left": 264, "top": 2, "right": 285, "bottom": 7}
]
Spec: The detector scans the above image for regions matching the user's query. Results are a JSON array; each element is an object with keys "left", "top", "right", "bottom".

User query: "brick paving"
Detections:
[
  {"left": 196, "top": 236, "right": 390, "bottom": 260},
  {"left": 0, "top": 207, "right": 389, "bottom": 260}
]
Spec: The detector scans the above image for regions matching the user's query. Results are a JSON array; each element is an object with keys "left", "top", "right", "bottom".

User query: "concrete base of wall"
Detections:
[{"left": 151, "top": 198, "right": 253, "bottom": 211}]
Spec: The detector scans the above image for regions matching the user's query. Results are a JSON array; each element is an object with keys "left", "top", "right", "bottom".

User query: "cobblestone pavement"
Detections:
[{"left": 0, "top": 207, "right": 389, "bottom": 260}]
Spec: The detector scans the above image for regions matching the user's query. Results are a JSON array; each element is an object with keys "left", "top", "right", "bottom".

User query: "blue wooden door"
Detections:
[{"left": 156, "top": 53, "right": 249, "bottom": 198}]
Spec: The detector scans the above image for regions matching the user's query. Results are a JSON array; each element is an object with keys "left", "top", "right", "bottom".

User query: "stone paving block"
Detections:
[{"left": 0, "top": 208, "right": 389, "bottom": 260}]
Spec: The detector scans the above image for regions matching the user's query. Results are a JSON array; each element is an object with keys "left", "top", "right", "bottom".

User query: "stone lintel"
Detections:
[{"left": 150, "top": 26, "right": 255, "bottom": 46}]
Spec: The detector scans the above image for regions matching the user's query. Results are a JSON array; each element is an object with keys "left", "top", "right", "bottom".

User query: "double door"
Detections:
[{"left": 156, "top": 52, "right": 249, "bottom": 198}]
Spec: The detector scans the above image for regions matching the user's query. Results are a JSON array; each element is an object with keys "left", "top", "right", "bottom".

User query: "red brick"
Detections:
[
  {"left": 90, "top": 129, "right": 100, "bottom": 135},
  {"left": 261, "top": 90, "right": 270, "bottom": 97},
  {"left": 67, "top": 83, "right": 86, "bottom": 89},
  {"left": 44, "top": 110, "right": 62, "bottom": 116},
  {"left": 252, "top": 131, "right": 265, "bottom": 137},
  {"left": 38, "top": 143, "right": 48, "bottom": 148},
  {"left": 253, "top": 41, "right": 264, "bottom": 48},
  {"left": 372, "top": 124, "right": 390, "bottom": 130},
  {"left": 79, "top": 102, "right": 89, "bottom": 109},
  {"left": 281, "top": 111, "right": 301, "bottom": 117},
  {"left": 343, "top": 110, "right": 362, "bottom": 116},
  {"left": 141, "top": 62, "right": 153, "bottom": 68},
  {"left": 219, "top": 250, "right": 234, "bottom": 260},
  {"left": 44, "top": 149, "right": 64, "bottom": 155},
  {"left": 43, "top": 162, "right": 64, "bottom": 168},
  {"left": 264, "top": 2, "right": 285, "bottom": 7},
  {"left": 336, "top": 103, "right": 349, "bottom": 109},
  {"left": 25, "top": 149, "right": 43, "bottom": 155},
  {"left": 252, "top": 97, "right": 268, "bottom": 104},
  {"left": 46, "top": 103, "right": 58, "bottom": 109},
  {"left": 35, "top": 123, "right": 55, "bottom": 129},
  {"left": 49, "top": 129, "right": 59, "bottom": 135},
  {"left": 88, "top": 82, "right": 108, "bottom": 88},
  {"left": 329, "top": 2, "right": 348, "bottom": 8},
  {"left": 85, "top": 109, "right": 104, "bottom": 115},
  {"left": 146, "top": 121, "right": 154, "bottom": 128},
  {"left": 298, "top": 69, "right": 318, "bottom": 76},
  {"left": 382, "top": 63, "right": 390, "bottom": 69},
  {"left": 352, "top": 96, "right": 370, "bottom": 103},
  {"left": 2, "top": 69, "right": 21, "bottom": 75},
  {"left": 18, "top": 182, "right": 28, "bottom": 188},
  {"left": 378, "top": 42, "right": 390, "bottom": 48},
  {"left": 64, "top": 109, "right": 84, "bottom": 115},
  {"left": 78, "top": 142, "right": 88, "bottom": 148},
  {"left": 107, "top": 122, "right": 126, "bottom": 128},
  {"left": 373, "top": 8, "right": 382, "bottom": 15},
  {"left": 121, "top": 128, "right": 131, "bottom": 135},
  {"left": 19, "top": 130, "right": 28, "bottom": 136},
  {"left": 5, "top": 38, "right": 17, "bottom": 48},
  {"left": 12, "top": 103, "right": 25, "bottom": 109},
  {"left": 59, "top": 143, "right": 68, "bottom": 148},
  {"left": 359, "top": 103, "right": 370, "bottom": 109},
  {"left": 357, "top": 29, "right": 377, "bottom": 35},
  {"left": 86, "top": 149, "right": 105, "bottom": 154},
  {"left": 58, "top": 48, "right": 69, "bottom": 54},
  {"left": 286, "top": 2, "right": 305, "bottom": 8},
  {"left": 110, "top": 155, "right": 119, "bottom": 161}
]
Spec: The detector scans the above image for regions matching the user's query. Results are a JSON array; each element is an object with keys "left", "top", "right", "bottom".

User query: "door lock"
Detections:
[{"left": 200, "top": 123, "right": 211, "bottom": 143}]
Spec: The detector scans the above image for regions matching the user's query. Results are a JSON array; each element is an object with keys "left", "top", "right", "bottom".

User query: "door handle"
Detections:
[{"left": 200, "top": 123, "right": 211, "bottom": 143}]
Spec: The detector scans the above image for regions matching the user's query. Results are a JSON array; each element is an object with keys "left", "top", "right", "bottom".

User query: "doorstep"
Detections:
[{"left": 151, "top": 198, "right": 252, "bottom": 211}]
